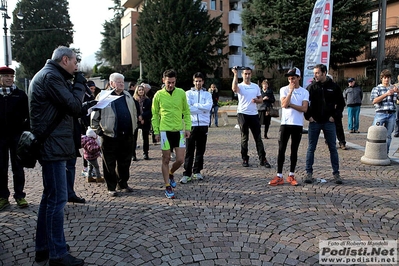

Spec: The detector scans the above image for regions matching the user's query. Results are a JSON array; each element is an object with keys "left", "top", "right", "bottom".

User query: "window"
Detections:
[
  {"left": 370, "top": 40, "right": 377, "bottom": 57},
  {"left": 122, "top": 24, "right": 131, "bottom": 38},
  {"left": 210, "top": 0, "right": 216, "bottom": 10},
  {"left": 371, "top": 10, "right": 378, "bottom": 31},
  {"left": 200, "top": 1, "right": 207, "bottom": 10},
  {"left": 220, "top": 0, "right": 223, "bottom": 11}
]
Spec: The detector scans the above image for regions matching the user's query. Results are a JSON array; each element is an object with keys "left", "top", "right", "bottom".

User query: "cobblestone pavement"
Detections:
[{"left": 1, "top": 107, "right": 398, "bottom": 266}]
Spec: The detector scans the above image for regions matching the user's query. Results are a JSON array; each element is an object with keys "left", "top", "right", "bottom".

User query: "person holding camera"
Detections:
[
  {"left": 0, "top": 66, "right": 29, "bottom": 211},
  {"left": 29, "top": 46, "right": 85, "bottom": 265},
  {"left": 370, "top": 69, "right": 398, "bottom": 154},
  {"left": 232, "top": 66, "right": 271, "bottom": 168}
]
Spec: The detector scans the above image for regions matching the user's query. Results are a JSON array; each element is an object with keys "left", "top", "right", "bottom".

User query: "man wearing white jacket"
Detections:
[{"left": 180, "top": 72, "right": 213, "bottom": 184}]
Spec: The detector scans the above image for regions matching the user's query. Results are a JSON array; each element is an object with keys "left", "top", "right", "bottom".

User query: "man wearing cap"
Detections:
[
  {"left": 232, "top": 67, "right": 271, "bottom": 168},
  {"left": 344, "top": 78, "right": 363, "bottom": 133},
  {"left": 304, "top": 64, "right": 345, "bottom": 184},
  {"left": 269, "top": 67, "right": 309, "bottom": 186},
  {"left": 0, "top": 66, "right": 30, "bottom": 211}
]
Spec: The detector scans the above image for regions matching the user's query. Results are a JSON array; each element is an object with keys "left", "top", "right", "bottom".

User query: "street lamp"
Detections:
[{"left": 0, "top": 0, "right": 23, "bottom": 66}]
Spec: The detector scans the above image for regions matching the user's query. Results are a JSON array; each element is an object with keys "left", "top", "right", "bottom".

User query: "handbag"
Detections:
[
  {"left": 17, "top": 113, "right": 64, "bottom": 168},
  {"left": 16, "top": 132, "right": 40, "bottom": 168},
  {"left": 266, "top": 105, "right": 279, "bottom": 117}
]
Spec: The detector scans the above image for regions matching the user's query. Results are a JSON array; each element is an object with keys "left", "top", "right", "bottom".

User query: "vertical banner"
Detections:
[{"left": 303, "top": 0, "right": 333, "bottom": 87}]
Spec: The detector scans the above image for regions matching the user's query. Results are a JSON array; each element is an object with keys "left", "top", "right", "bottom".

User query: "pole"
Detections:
[
  {"left": 3, "top": 13, "right": 8, "bottom": 66},
  {"left": 376, "top": 0, "right": 387, "bottom": 85},
  {"left": 139, "top": 60, "right": 142, "bottom": 82}
]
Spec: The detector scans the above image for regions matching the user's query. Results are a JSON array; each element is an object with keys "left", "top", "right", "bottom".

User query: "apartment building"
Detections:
[
  {"left": 337, "top": 0, "right": 399, "bottom": 86},
  {"left": 120, "top": 0, "right": 252, "bottom": 79}
]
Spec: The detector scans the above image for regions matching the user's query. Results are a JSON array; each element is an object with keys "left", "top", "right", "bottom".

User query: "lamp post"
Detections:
[
  {"left": 0, "top": 0, "right": 23, "bottom": 66},
  {"left": 133, "top": 24, "right": 143, "bottom": 83}
]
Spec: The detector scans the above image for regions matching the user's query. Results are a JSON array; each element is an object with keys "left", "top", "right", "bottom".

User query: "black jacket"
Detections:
[
  {"left": 258, "top": 88, "right": 275, "bottom": 111},
  {"left": 134, "top": 98, "right": 152, "bottom": 131},
  {"left": 0, "top": 86, "right": 29, "bottom": 138},
  {"left": 304, "top": 77, "right": 345, "bottom": 123},
  {"left": 28, "top": 60, "right": 85, "bottom": 161}
]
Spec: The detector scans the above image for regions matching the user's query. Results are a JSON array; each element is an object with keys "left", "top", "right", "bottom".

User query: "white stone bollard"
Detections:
[{"left": 361, "top": 124, "right": 391, "bottom": 165}]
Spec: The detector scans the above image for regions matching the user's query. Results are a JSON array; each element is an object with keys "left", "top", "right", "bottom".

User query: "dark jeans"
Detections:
[
  {"left": 88, "top": 158, "right": 101, "bottom": 178},
  {"left": 66, "top": 158, "right": 77, "bottom": 199},
  {"left": 101, "top": 135, "right": 133, "bottom": 191},
  {"left": 395, "top": 102, "right": 399, "bottom": 135},
  {"left": 237, "top": 113, "right": 266, "bottom": 161},
  {"left": 210, "top": 105, "right": 219, "bottom": 126},
  {"left": 132, "top": 127, "right": 150, "bottom": 156},
  {"left": 334, "top": 117, "right": 346, "bottom": 145},
  {"left": 306, "top": 121, "right": 339, "bottom": 175},
  {"left": 0, "top": 135, "right": 25, "bottom": 199},
  {"left": 183, "top": 126, "right": 208, "bottom": 176},
  {"left": 277, "top": 125, "right": 303, "bottom": 173},
  {"left": 263, "top": 115, "right": 271, "bottom": 137},
  {"left": 36, "top": 160, "right": 69, "bottom": 259}
]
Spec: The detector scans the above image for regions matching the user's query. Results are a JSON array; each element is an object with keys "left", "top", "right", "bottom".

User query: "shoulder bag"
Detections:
[
  {"left": 266, "top": 104, "right": 279, "bottom": 117},
  {"left": 17, "top": 113, "right": 64, "bottom": 168}
]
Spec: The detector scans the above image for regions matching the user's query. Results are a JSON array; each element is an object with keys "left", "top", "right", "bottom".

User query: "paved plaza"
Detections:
[{"left": 1, "top": 107, "right": 398, "bottom": 265}]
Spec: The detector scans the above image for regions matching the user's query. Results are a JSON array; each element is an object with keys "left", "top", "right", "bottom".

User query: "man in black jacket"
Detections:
[
  {"left": 0, "top": 66, "right": 29, "bottom": 211},
  {"left": 29, "top": 46, "right": 85, "bottom": 266},
  {"left": 304, "top": 64, "right": 345, "bottom": 185}
]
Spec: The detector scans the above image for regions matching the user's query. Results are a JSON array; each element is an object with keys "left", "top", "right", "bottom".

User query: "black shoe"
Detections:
[
  {"left": 260, "top": 159, "right": 271, "bottom": 168},
  {"left": 143, "top": 154, "right": 149, "bottom": 160},
  {"left": 394, "top": 133, "right": 399, "bottom": 137},
  {"left": 242, "top": 160, "right": 249, "bottom": 167},
  {"left": 68, "top": 196, "right": 86, "bottom": 204},
  {"left": 35, "top": 244, "right": 70, "bottom": 263},
  {"left": 49, "top": 254, "right": 84, "bottom": 266},
  {"left": 132, "top": 156, "right": 137, "bottom": 161}
]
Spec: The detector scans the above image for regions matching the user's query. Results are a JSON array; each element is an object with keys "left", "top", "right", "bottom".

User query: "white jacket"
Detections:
[{"left": 186, "top": 87, "right": 213, "bottom": 127}]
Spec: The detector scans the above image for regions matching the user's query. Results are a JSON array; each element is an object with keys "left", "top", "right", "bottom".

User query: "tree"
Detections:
[
  {"left": 10, "top": 0, "right": 74, "bottom": 78},
  {"left": 95, "top": 0, "right": 124, "bottom": 71},
  {"left": 241, "top": 0, "right": 373, "bottom": 71},
  {"left": 136, "top": 0, "right": 227, "bottom": 88}
]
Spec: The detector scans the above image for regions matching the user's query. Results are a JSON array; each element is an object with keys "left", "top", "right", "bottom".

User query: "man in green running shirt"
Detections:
[{"left": 151, "top": 69, "right": 191, "bottom": 199}]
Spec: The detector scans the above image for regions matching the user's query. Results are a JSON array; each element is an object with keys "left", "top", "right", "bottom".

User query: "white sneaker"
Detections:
[
  {"left": 192, "top": 173, "right": 204, "bottom": 180},
  {"left": 108, "top": 191, "right": 117, "bottom": 197},
  {"left": 180, "top": 175, "right": 192, "bottom": 184}
]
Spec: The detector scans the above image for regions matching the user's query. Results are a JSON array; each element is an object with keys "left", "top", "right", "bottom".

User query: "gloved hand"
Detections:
[
  {"left": 81, "top": 100, "right": 98, "bottom": 115},
  {"left": 73, "top": 72, "right": 87, "bottom": 85},
  {"left": 82, "top": 100, "right": 98, "bottom": 109}
]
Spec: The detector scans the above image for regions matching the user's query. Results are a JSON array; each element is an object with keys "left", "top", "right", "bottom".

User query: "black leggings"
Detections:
[{"left": 277, "top": 125, "right": 303, "bottom": 174}]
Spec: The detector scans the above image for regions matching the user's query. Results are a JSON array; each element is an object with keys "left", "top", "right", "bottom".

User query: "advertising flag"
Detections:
[{"left": 303, "top": 0, "right": 333, "bottom": 87}]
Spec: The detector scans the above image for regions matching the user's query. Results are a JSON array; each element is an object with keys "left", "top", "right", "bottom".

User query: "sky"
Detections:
[{"left": 2, "top": 0, "right": 115, "bottom": 69}]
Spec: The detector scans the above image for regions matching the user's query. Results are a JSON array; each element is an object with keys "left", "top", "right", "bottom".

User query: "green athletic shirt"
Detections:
[{"left": 151, "top": 87, "right": 192, "bottom": 135}]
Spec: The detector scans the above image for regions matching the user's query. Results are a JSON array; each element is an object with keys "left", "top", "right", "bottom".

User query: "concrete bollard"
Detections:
[
  {"left": 217, "top": 111, "right": 229, "bottom": 126},
  {"left": 361, "top": 124, "right": 391, "bottom": 165}
]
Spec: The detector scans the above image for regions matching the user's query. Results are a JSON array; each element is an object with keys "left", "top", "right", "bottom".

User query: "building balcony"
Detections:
[
  {"left": 229, "top": 10, "right": 241, "bottom": 25},
  {"left": 229, "top": 32, "right": 242, "bottom": 47},
  {"left": 229, "top": 54, "right": 242, "bottom": 68},
  {"left": 386, "top": 16, "right": 399, "bottom": 29},
  {"left": 122, "top": 0, "right": 142, "bottom": 8}
]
